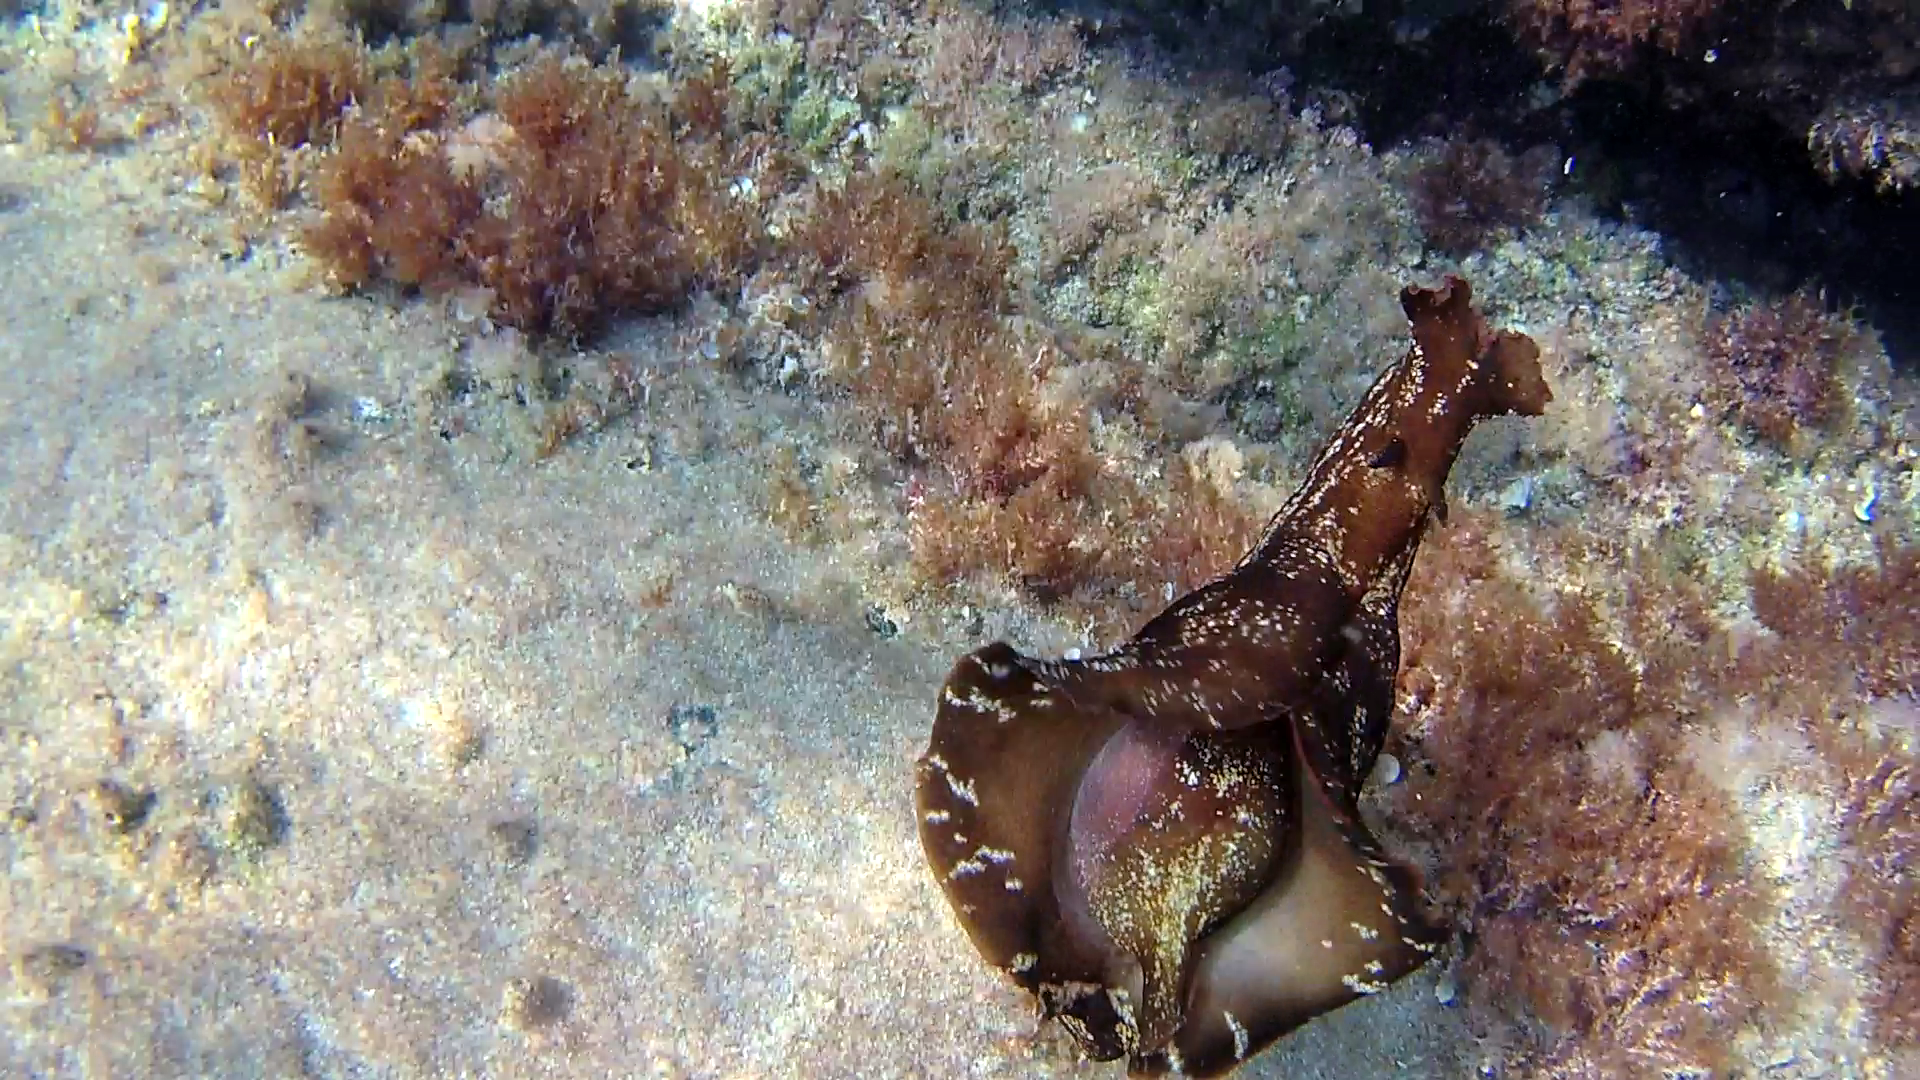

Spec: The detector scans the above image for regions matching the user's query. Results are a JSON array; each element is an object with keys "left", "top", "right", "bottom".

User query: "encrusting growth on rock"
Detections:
[{"left": 914, "top": 276, "right": 1550, "bottom": 1076}]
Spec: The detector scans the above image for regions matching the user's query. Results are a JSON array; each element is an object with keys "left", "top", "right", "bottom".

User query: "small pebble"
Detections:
[
  {"left": 717, "top": 580, "right": 773, "bottom": 616},
  {"left": 426, "top": 700, "right": 486, "bottom": 770},
  {"left": 163, "top": 828, "right": 219, "bottom": 890},
  {"left": 500, "top": 975, "right": 571, "bottom": 1030},
  {"left": 219, "top": 777, "right": 288, "bottom": 857},
  {"left": 487, "top": 818, "right": 538, "bottom": 868},
  {"left": 1853, "top": 485, "right": 1877, "bottom": 524},
  {"left": 667, "top": 704, "right": 718, "bottom": 757},
  {"left": 1497, "top": 475, "right": 1534, "bottom": 515},
  {"left": 5, "top": 800, "right": 36, "bottom": 832},
  {"left": 1370, "top": 752, "right": 1402, "bottom": 787},
  {"left": 864, "top": 604, "right": 900, "bottom": 638},
  {"left": 92, "top": 779, "right": 156, "bottom": 834},
  {"left": 15, "top": 944, "right": 88, "bottom": 998}
]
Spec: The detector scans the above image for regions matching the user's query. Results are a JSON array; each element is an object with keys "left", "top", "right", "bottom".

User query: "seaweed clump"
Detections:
[
  {"left": 304, "top": 54, "right": 769, "bottom": 338},
  {"left": 1702, "top": 289, "right": 1857, "bottom": 447},
  {"left": 1751, "top": 548, "right": 1920, "bottom": 1048},
  {"left": 786, "top": 171, "right": 1262, "bottom": 615},
  {"left": 1408, "top": 137, "right": 1555, "bottom": 257},
  {"left": 201, "top": 31, "right": 378, "bottom": 209},
  {"left": 1391, "top": 517, "right": 1769, "bottom": 1074},
  {"left": 206, "top": 19, "right": 1263, "bottom": 615},
  {"left": 1502, "top": 0, "right": 1725, "bottom": 84},
  {"left": 793, "top": 171, "right": 1119, "bottom": 599},
  {"left": 1391, "top": 514, "right": 1920, "bottom": 1074},
  {"left": 207, "top": 32, "right": 369, "bottom": 153},
  {"left": 1831, "top": 697, "right": 1920, "bottom": 1048}
]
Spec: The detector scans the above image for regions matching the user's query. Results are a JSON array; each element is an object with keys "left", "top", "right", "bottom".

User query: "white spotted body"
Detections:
[{"left": 914, "top": 278, "right": 1548, "bottom": 1077}]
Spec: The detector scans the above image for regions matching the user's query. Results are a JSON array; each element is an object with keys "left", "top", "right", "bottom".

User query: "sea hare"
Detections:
[{"left": 915, "top": 276, "right": 1549, "bottom": 1076}]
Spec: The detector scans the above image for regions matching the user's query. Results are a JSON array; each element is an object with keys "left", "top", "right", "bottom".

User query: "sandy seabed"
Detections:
[{"left": 0, "top": 125, "right": 1474, "bottom": 1078}]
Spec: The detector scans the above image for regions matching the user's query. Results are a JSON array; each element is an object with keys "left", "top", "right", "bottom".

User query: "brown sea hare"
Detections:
[{"left": 915, "top": 276, "right": 1550, "bottom": 1076}]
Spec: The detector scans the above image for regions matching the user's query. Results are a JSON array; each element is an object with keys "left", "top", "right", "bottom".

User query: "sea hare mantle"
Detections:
[{"left": 914, "top": 276, "right": 1550, "bottom": 1076}]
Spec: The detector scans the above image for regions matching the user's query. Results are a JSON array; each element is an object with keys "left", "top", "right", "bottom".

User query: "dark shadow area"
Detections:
[
  {"left": 1059, "top": 0, "right": 1920, "bottom": 369},
  {"left": 1554, "top": 75, "right": 1920, "bottom": 365},
  {"left": 1294, "top": 6, "right": 1919, "bottom": 367}
]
